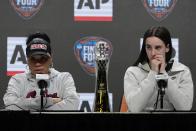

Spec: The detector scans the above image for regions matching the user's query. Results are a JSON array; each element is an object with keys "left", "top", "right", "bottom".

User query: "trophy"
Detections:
[{"left": 93, "top": 40, "right": 112, "bottom": 112}]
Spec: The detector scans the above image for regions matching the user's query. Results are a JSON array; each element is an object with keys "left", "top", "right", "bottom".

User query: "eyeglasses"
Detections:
[{"left": 29, "top": 55, "right": 50, "bottom": 64}]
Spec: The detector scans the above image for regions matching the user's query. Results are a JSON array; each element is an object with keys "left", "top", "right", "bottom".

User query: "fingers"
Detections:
[
  {"left": 52, "top": 98, "right": 62, "bottom": 104},
  {"left": 150, "top": 55, "right": 166, "bottom": 73},
  {"left": 150, "top": 59, "right": 161, "bottom": 72},
  {"left": 153, "top": 55, "right": 164, "bottom": 62}
]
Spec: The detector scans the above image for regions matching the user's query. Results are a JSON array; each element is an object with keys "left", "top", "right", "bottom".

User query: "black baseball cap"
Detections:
[{"left": 26, "top": 33, "right": 51, "bottom": 57}]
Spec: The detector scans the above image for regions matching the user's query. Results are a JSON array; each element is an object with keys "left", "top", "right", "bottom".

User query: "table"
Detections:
[{"left": 1, "top": 110, "right": 195, "bottom": 131}]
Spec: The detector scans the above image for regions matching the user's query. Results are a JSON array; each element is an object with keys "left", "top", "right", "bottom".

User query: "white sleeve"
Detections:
[
  {"left": 46, "top": 73, "right": 80, "bottom": 110},
  {"left": 124, "top": 68, "right": 157, "bottom": 112},
  {"left": 166, "top": 67, "right": 193, "bottom": 110}
]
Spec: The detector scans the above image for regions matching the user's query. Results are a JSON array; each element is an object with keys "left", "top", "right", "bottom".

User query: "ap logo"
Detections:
[
  {"left": 142, "top": 0, "right": 178, "bottom": 21},
  {"left": 10, "top": 0, "right": 44, "bottom": 19},
  {"left": 74, "top": 0, "right": 113, "bottom": 21}
]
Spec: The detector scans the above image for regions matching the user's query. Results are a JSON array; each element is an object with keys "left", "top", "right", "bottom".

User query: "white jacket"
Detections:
[
  {"left": 3, "top": 68, "right": 80, "bottom": 111},
  {"left": 124, "top": 61, "right": 193, "bottom": 112}
]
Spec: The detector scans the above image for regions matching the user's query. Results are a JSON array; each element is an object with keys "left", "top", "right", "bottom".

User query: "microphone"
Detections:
[
  {"left": 154, "top": 61, "right": 170, "bottom": 110},
  {"left": 38, "top": 80, "right": 48, "bottom": 89},
  {"left": 155, "top": 73, "right": 168, "bottom": 88},
  {"left": 155, "top": 61, "right": 170, "bottom": 88},
  {"left": 155, "top": 72, "right": 168, "bottom": 109},
  {"left": 36, "top": 74, "right": 49, "bottom": 89},
  {"left": 35, "top": 74, "right": 49, "bottom": 110}
]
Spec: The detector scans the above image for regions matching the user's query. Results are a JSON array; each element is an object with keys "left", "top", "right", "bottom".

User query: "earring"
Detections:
[
  {"left": 50, "top": 62, "right": 53, "bottom": 68},
  {"left": 25, "top": 65, "right": 30, "bottom": 73}
]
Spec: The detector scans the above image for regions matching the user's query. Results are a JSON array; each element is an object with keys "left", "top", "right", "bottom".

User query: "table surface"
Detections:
[{"left": 1, "top": 110, "right": 196, "bottom": 131}]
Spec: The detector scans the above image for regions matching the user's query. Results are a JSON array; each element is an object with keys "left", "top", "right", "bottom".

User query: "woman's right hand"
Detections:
[{"left": 150, "top": 54, "right": 165, "bottom": 73}]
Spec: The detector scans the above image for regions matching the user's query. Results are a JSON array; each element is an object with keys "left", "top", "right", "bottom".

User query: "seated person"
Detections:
[
  {"left": 124, "top": 26, "right": 193, "bottom": 112},
  {"left": 3, "top": 32, "right": 80, "bottom": 111}
]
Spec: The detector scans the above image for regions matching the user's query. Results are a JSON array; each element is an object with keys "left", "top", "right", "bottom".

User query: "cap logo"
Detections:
[{"left": 30, "top": 44, "right": 47, "bottom": 50}]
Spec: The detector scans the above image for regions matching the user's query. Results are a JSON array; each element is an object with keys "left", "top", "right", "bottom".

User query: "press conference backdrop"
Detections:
[{"left": 0, "top": 0, "right": 196, "bottom": 111}]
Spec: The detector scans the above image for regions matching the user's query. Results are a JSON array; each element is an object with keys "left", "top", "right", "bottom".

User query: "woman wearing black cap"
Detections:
[{"left": 3, "top": 32, "right": 80, "bottom": 111}]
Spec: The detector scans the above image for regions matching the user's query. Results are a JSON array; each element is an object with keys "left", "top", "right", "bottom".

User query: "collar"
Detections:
[
  {"left": 26, "top": 68, "right": 60, "bottom": 81},
  {"left": 138, "top": 60, "right": 185, "bottom": 73}
]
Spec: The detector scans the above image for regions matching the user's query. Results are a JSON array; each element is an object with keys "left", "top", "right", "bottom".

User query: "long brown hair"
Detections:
[{"left": 134, "top": 26, "right": 173, "bottom": 68}]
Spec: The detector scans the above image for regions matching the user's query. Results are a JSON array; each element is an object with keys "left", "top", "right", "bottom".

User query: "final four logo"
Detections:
[
  {"left": 142, "top": 0, "right": 177, "bottom": 21},
  {"left": 10, "top": 0, "right": 44, "bottom": 19},
  {"left": 74, "top": 37, "right": 112, "bottom": 76}
]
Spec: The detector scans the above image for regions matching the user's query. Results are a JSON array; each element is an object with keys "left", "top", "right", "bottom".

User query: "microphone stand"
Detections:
[
  {"left": 40, "top": 88, "right": 44, "bottom": 111},
  {"left": 157, "top": 79, "right": 167, "bottom": 109},
  {"left": 38, "top": 80, "right": 48, "bottom": 111},
  {"left": 155, "top": 65, "right": 169, "bottom": 110}
]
